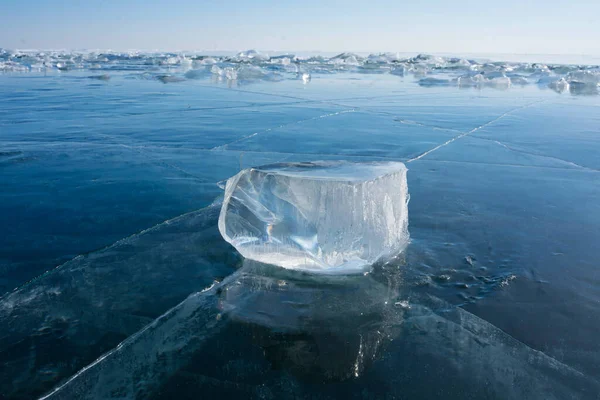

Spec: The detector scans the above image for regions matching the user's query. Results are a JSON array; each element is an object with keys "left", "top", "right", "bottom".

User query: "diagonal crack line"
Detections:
[
  {"left": 391, "top": 116, "right": 464, "bottom": 134},
  {"left": 406, "top": 99, "right": 547, "bottom": 163},
  {"left": 84, "top": 131, "right": 209, "bottom": 182},
  {"left": 470, "top": 135, "right": 600, "bottom": 172},
  {"left": 195, "top": 85, "right": 467, "bottom": 134},
  {"left": 116, "top": 100, "right": 314, "bottom": 117},
  {"left": 221, "top": 149, "right": 592, "bottom": 172},
  {"left": 195, "top": 83, "right": 318, "bottom": 103},
  {"left": 415, "top": 158, "right": 597, "bottom": 172},
  {"left": 210, "top": 109, "right": 356, "bottom": 151},
  {"left": 119, "top": 143, "right": 209, "bottom": 182}
]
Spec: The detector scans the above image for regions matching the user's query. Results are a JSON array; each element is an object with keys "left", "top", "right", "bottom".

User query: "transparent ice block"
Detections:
[{"left": 218, "top": 161, "right": 409, "bottom": 273}]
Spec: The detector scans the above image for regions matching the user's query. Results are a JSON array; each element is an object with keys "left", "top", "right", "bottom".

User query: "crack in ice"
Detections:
[
  {"left": 470, "top": 135, "right": 600, "bottom": 172},
  {"left": 193, "top": 86, "right": 469, "bottom": 135},
  {"left": 406, "top": 100, "right": 547, "bottom": 163},
  {"left": 37, "top": 287, "right": 213, "bottom": 400},
  {"left": 417, "top": 158, "right": 596, "bottom": 171},
  {"left": 211, "top": 109, "right": 356, "bottom": 151}
]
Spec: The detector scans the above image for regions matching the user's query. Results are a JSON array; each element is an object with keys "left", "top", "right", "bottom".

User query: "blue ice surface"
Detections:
[{"left": 1, "top": 62, "right": 600, "bottom": 399}]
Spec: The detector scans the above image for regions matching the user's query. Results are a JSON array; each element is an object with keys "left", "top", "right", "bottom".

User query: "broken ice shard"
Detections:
[{"left": 218, "top": 161, "right": 409, "bottom": 273}]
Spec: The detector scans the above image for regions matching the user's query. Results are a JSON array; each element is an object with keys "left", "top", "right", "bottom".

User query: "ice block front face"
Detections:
[{"left": 218, "top": 161, "right": 409, "bottom": 273}]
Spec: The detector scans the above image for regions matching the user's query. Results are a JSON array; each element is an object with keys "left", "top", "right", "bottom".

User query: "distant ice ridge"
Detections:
[
  {"left": 457, "top": 72, "right": 512, "bottom": 88},
  {"left": 218, "top": 161, "right": 409, "bottom": 273},
  {"left": 1, "top": 48, "right": 599, "bottom": 94},
  {"left": 210, "top": 64, "right": 283, "bottom": 82}
]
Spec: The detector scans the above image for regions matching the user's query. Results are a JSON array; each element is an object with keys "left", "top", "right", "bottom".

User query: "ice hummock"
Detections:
[
  {"left": 218, "top": 161, "right": 409, "bottom": 273},
  {"left": 1, "top": 49, "right": 599, "bottom": 96}
]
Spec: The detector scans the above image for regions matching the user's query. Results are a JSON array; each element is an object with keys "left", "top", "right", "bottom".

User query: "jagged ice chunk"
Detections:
[{"left": 218, "top": 161, "right": 409, "bottom": 273}]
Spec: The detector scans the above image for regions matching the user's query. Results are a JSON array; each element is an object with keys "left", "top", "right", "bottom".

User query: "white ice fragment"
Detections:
[
  {"left": 218, "top": 161, "right": 409, "bottom": 273},
  {"left": 548, "top": 77, "right": 569, "bottom": 93},
  {"left": 329, "top": 52, "right": 362, "bottom": 66},
  {"left": 566, "top": 70, "right": 600, "bottom": 86},
  {"left": 487, "top": 75, "right": 511, "bottom": 88},
  {"left": 236, "top": 49, "right": 270, "bottom": 62},
  {"left": 195, "top": 57, "right": 217, "bottom": 66},
  {"left": 211, "top": 65, "right": 238, "bottom": 80},
  {"left": 509, "top": 75, "right": 529, "bottom": 85},
  {"left": 483, "top": 71, "right": 507, "bottom": 79},
  {"left": 210, "top": 64, "right": 280, "bottom": 81},
  {"left": 236, "top": 65, "right": 269, "bottom": 80},
  {"left": 366, "top": 53, "right": 402, "bottom": 64},
  {"left": 390, "top": 66, "right": 407, "bottom": 77},
  {"left": 408, "top": 64, "right": 429, "bottom": 76},
  {"left": 161, "top": 56, "right": 179, "bottom": 65},
  {"left": 179, "top": 57, "right": 193, "bottom": 69},
  {"left": 270, "top": 56, "right": 291, "bottom": 65},
  {"left": 410, "top": 54, "right": 445, "bottom": 67},
  {"left": 457, "top": 74, "right": 482, "bottom": 87},
  {"left": 225, "top": 67, "right": 238, "bottom": 80},
  {"left": 0, "top": 61, "right": 30, "bottom": 72},
  {"left": 457, "top": 73, "right": 511, "bottom": 88}
]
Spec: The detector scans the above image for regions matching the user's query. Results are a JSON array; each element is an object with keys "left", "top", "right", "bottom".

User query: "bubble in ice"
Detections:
[{"left": 218, "top": 161, "right": 410, "bottom": 273}]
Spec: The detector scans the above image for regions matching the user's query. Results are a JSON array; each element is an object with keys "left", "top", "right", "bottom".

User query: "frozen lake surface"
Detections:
[{"left": 1, "top": 51, "right": 599, "bottom": 399}]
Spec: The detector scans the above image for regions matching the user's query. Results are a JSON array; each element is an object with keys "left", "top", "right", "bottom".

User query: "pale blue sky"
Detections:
[{"left": 1, "top": 0, "right": 598, "bottom": 55}]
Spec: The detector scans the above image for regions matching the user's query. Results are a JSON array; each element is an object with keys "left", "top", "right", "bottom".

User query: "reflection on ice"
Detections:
[
  {"left": 0, "top": 205, "right": 240, "bottom": 399},
  {"left": 40, "top": 256, "right": 599, "bottom": 400},
  {"left": 219, "top": 259, "right": 406, "bottom": 381},
  {"left": 0, "top": 202, "right": 597, "bottom": 399}
]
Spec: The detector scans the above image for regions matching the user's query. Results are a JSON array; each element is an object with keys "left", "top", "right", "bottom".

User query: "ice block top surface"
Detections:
[{"left": 253, "top": 161, "right": 407, "bottom": 182}]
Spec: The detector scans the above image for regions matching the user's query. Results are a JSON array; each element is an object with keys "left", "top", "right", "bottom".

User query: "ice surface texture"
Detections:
[{"left": 218, "top": 161, "right": 409, "bottom": 273}]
